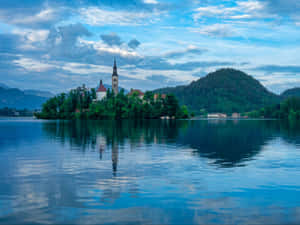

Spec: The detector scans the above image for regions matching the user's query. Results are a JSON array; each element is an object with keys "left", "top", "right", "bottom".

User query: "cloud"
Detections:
[
  {"left": 12, "top": 29, "right": 49, "bottom": 43},
  {"left": 100, "top": 33, "right": 123, "bottom": 46},
  {"left": 79, "top": 7, "right": 163, "bottom": 26},
  {"left": 193, "top": 0, "right": 300, "bottom": 25},
  {"left": 254, "top": 65, "right": 300, "bottom": 73},
  {"left": 147, "top": 74, "right": 168, "bottom": 82},
  {"left": 0, "top": 5, "right": 69, "bottom": 29},
  {"left": 143, "top": 0, "right": 158, "bottom": 4},
  {"left": 0, "top": 0, "right": 171, "bottom": 29},
  {"left": 128, "top": 39, "right": 141, "bottom": 49},
  {"left": 193, "top": 1, "right": 273, "bottom": 22},
  {"left": 164, "top": 46, "right": 207, "bottom": 58},
  {"left": 137, "top": 56, "right": 234, "bottom": 71},
  {"left": 46, "top": 23, "right": 93, "bottom": 60},
  {"left": 192, "top": 24, "right": 236, "bottom": 38},
  {"left": 261, "top": 0, "right": 300, "bottom": 16},
  {"left": 13, "top": 57, "right": 57, "bottom": 72},
  {"left": 0, "top": 0, "right": 299, "bottom": 94}
]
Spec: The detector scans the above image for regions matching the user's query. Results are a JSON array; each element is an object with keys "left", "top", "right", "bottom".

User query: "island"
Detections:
[{"left": 35, "top": 59, "right": 190, "bottom": 120}]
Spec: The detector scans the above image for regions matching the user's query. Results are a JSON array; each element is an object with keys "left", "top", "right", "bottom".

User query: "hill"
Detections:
[
  {"left": 0, "top": 87, "right": 49, "bottom": 110},
  {"left": 281, "top": 87, "right": 300, "bottom": 99},
  {"left": 0, "top": 83, "right": 9, "bottom": 89},
  {"left": 24, "top": 89, "right": 54, "bottom": 98},
  {"left": 155, "top": 68, "right": 280, "bottom": 113}
]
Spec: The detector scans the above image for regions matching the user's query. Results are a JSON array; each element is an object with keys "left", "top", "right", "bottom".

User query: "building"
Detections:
[
  {"left": 154, "top": 93, "right": 166, "bottom": 101},
  {"left": 128, "top": 89, "right": 144, "bottom": 100},
  {"left": 207, "top": 113, "right": 227, "bottom": 118},
  {"left": 77, "top": 84, "right": 89, "bottom": 96},
  {"left": 112, "top": 58, "right": 119, "bottom": 95},
  {"left": 96, "top": 80, "right": 107, "bottom": 101},
  {"left": 231, "top": 113, "right": 241, "bottom": 118}
]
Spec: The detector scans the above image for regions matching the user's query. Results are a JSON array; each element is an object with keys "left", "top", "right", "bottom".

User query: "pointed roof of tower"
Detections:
[
  {"left": 112, "top": 57, "right": 118, "bottom": 76},
  {"left": 97, "top": 80, "right": 107, "bottom": 92}
]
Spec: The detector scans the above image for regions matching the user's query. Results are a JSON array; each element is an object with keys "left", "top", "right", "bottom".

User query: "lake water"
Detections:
[{"left": 1, "top": 118, "right": 300, "bottom": 224}]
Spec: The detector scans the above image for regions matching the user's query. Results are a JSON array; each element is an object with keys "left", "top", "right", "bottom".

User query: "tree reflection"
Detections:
[{"left": 42, "top": 119, "right": 300, "bottom": 168}]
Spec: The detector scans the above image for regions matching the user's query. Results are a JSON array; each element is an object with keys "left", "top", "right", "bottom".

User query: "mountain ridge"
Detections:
[
  {"left": 281, "top": 87, "right": 300, "bottom": 99},
  {"left": 0, "top": 87, "right": 49, "bottom": 110}
]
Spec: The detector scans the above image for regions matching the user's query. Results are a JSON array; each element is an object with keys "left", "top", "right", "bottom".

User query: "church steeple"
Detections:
[
  {"left": 112, "top": 57, "right": 118, "bottom": 77},
  {"left": 112, "top": 58, "right": 119, "bottom": 94}
]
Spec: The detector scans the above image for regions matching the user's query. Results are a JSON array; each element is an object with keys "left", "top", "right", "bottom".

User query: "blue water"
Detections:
[{"left": 0, "top": 119, "right": 300, "bottom": 224}]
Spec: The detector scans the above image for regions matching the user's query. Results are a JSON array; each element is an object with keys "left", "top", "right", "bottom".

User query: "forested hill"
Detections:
[
  {"left": 155, "top": 68, "right": 280, "bottom": 113},
  {"left": 281, "top": 88, "right": 300, "bottom": 99}
]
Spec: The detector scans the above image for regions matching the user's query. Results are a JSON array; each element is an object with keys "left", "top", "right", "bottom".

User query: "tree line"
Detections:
[
  {"left": 35, "top": 87, "right": 190, "bottom": 120},
  {"left": 247, "top": 97, "right": 300, "bottom": 121}
]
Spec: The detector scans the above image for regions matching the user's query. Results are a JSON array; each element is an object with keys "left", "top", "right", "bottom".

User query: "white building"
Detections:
[
  {"left": 96, "top": 80, "right": 107, "bottom": 101},
  {"left": 207, "top": 113, "right": 227, "bottom": 118}
]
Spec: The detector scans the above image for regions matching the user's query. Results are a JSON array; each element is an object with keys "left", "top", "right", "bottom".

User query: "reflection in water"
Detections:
[
  {"left": 1, "top": 119, "right": 300, "bottom": 224},
  {"left": 42, "top": 119, "right": 300, "bottom": 168},
  {"left": 112, "top": 141, "right": 118, "bottom": 176},
  {"left": 179, "top": 120, "right": 277, "bottom": 167},
  {"left": 43, "top": 120, "right": 187, "bottom": 174}
]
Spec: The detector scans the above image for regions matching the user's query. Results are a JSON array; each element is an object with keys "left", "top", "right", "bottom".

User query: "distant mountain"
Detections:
[
  {"left": 24, "top": 89, "right": 54, "bottom": 98},
  {"left": 155, "top": 68, "right": 280, "bottom": 113},
  {"left": 281, "top": 87, "right": 300, "bottom": 99},
  {"left": 0, "top": 87, "right": 49, "bottom": 110},
  {"left": 0, "top": 83, "right": 9, "bottom": 89}
]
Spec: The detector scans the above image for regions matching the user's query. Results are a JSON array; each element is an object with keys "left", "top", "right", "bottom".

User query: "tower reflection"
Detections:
[{"left": 41, "top": 119, "right": 300, "bottom": 168}]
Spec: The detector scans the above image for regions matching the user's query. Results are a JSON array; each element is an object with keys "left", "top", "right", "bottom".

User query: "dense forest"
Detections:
[
  {"left": 155, "top": 69, "right": 280, "bottom": 114},
  {"left": 248, "top": 97, "right": 300, "bottom": 120},
  {"left": 35, "top": 88, "right": 190, "bottom": 120}
]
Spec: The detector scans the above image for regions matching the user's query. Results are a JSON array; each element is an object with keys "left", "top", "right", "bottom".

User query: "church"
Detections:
[
  {"left": 96, "top": 58, "right": 119, "bottom": 101},
  {"left": 96, "top": 58, "right": 146, "bottom": 101}
]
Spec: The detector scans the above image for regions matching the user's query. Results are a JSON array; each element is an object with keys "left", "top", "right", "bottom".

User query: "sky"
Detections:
[{"left": 0, "top": 0, "right": 300, "bottom": 94}]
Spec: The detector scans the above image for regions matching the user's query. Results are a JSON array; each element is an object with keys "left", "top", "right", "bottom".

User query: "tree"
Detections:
[
  {"left": 164, "top": 94, "right": 179, "bottom": 117},
  {"left": 36, "top": 86, "right": 188, "bottom": 120}
]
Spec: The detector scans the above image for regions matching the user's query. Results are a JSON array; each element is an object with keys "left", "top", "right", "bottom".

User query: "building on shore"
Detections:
[
  {"left": 231, "top": 113, "right": 241, "bottom": 118},
  {"left": 96, "top": 80, "right": 107, "bottom": 101},
  {"left": 207, "top": 113, "right": 227, "bottom": 119}
]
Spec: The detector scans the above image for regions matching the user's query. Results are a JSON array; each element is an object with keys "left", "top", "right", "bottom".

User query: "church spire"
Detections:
[
  {"left": 112, "top": 58, "right": 119, "bottom": 94},
  {"left": 113, "top": 57, "right": 118, "bottom": 76}
]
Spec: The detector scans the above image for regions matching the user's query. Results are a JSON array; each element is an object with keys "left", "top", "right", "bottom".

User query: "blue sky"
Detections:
[{"left": 0, "top": 0, "right": 300, "bottom": 94}]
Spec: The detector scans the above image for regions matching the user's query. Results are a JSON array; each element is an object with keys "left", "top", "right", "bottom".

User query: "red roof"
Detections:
[
  {"left": 97, "top": 80, "right": 107, "bottom": 92},
  {"left": 128, "top": 89, "right": 144, "bottom": 96}
]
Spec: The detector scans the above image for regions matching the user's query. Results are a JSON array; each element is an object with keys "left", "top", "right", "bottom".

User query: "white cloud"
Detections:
[
  {"left": 62, "top": 62, "right": 112, "bottom": 75},
  {"left": 8, "top": 8, "right": 57, "bottom": 26},
  {"left": 79, "top": 7, "right": 162, "bottom": 26},
  {"left": 79, "top": 38, "right": 141, "bottom": 58},
  {"left": 12, "top": 29, "right": 49, "bottom": 43},
  {"left": 13, "top": 58, "right": 57, "bottom": 72},
  {"left": 144, "top": 0, "right": 158, "bottom": 4},
  {"left": 193, "top": 1, "right": 273, "bottom": 21},
  {"left": 191, "top": 24, "right": 236, "bottom": 37}
]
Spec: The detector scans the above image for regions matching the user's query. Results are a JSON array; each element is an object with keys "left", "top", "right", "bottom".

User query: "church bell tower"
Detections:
[{"left": 112, "top": 58, "right": 118, "bottom": 95}]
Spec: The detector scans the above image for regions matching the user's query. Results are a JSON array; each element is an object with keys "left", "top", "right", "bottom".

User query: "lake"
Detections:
[{"left": 1, "top": 118, "right": 300, "bottom": 224}]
